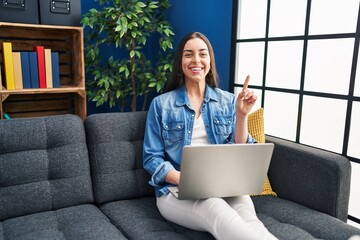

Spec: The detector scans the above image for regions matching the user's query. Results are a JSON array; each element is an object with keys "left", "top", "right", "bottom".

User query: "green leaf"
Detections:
[
  {"left": 164, "top": 28, "right": 174, "bottom": 37},
  {"left": 169, "top": 41, "right": 173, "bottom": 48},
  {"left": 89, "top": 8, "right": 98, "bottom": 13},
  {"left": 89, "top": 49, "right": 96, "bottom": 61},
  {"left": 156, "top": 83, "right": 162, "bottom": 92},
  {"left": 108, "top": 56, "right": 114, "bottom": 64},
  {"left": 96, "top": 100, "right": 102, "bottom": 107},
  {"left": 130, "top": 50, "right": 135, "bottom": 58},
  {"left": 93, "top": 95, "right": 101, "bottom": 101},
  {"left": 164, "top": 63, "right": 171, "bottom": 71},
  {"left": 82, "top": 17, "right": 89, "bottom": 25},
  {"left": 116, "top": 90, "right": 121, "bottom": 98},
  {"left": 120, "top": 16, "right": 128, "bottom": 28},
  {"left": 135, "top": 50, "right": 141, "bottom": 58},
  {"left": 161, "top": 40, "right": 167, "bottom": 51},
  {"left": 105, "top": 80, "right": 110, "bottom": 90},
  {"left": 125, "top": 68, "right": 130, "bottom": 78},
  {"left": 120, "top": 29, "right": 126, "bottom": 38},
  {"left": 115, "top": 25, "right": 122, "bottom": 32},
  {"left": 116, "top": 17, "right": 121, "bottom": 24},
  {"left": 136, "top": 2, "right": 146, "bottom": 8},
  {"left": 148, "top": 82, "right": 157, "bottom": 88},
  {"left": 149, "top": 2, "right": 158, "bottom": 9},
  {"left": 119, "top": 66, "right": 126, "bottom": 73}
]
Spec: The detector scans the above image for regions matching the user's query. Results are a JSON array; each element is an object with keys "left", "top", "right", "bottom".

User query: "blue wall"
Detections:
[{"left": 81, "top": 0, "right": 233, "bottom": 114}]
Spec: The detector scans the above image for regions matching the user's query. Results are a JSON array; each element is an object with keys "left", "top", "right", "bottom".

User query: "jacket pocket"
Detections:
[
  {"left": 162, "top": 121, "right": 184, "bottom": 142},
  {"left": 214, "top": 116, "right": 232, "bottom": 136}
]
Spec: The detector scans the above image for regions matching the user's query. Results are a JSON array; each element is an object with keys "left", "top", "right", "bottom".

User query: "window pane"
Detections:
[
  {"left": 235, "top": 42, "right": 265, "bottom": 86},
  {"left": 300, "top": 96, "right": 347, "bottom": 153},
  {"left": 309, "top": 0, "right": 359, "bottom": 35},
  {"left": 305, "top": 38, "right": 354, "bottom": 95},
  {"left": 266, "top": 40, "right": 303, "bottom": 89},
  {"left": 355, "top": 79, "right": 360, "bottom": 97},
  {"left": 264, "top": 91, "right": 298, "bottom": 140},
  {"left": 348, "top": 102, "right": 360, "bottom": 158},
  {"left": 268, "top": 0, "right": 307, "bottom": 37},
  {"left": 349, "top": 162, "right": 360, "bottom": 221},
  {"left": 237, "top": 0, "right": 267, "bottom": 39},
  {"left": 235, "top": 87, "right": 262, "bottom": 113},
  {"left": 355, "top": 50, "right": 360, "bottom": 97}
]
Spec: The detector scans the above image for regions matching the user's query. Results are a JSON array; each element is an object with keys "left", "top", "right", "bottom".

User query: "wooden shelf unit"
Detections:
[{"left": 0, "top": 22, "right": 86, "bottom": 120}]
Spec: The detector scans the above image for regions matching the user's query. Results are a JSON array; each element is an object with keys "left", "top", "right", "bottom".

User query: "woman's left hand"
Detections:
[{"left": 236, "top": 75, "right": 257, "bottom": 116}]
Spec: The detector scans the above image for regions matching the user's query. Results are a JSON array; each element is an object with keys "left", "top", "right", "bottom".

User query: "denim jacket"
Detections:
[{"left": 143, "top": 84, "right": 256, "bottom": 197}]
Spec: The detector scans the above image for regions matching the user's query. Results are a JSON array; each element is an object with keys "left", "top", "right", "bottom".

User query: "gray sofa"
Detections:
[{"left": 1, "top": 112, "right": 359, "bottom": 240}]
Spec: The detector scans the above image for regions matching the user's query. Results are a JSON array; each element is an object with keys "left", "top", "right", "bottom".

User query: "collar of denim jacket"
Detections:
[{"left": 175, "top": 84, "right": 219, "bottom": 107}]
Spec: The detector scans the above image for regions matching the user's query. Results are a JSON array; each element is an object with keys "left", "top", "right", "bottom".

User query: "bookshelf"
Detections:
[{"left": 0, "top": 22, "right": 86, "bottom": 120}]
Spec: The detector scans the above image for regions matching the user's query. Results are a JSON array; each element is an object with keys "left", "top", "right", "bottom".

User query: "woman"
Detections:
[{"left": 143, "top": 32, "right": 277, "bottom": 240}]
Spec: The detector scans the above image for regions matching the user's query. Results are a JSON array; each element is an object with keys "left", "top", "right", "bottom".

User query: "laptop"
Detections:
[{"left": 168, "top": 143, "right": 274, "bottom": 200}]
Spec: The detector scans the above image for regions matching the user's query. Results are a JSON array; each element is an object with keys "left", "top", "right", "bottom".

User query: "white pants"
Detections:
[{"left": 157, "top": 194, "right": 278, "bottom": 240}]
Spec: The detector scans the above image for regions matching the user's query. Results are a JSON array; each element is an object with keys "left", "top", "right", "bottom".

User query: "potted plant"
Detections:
[{"left": 82, "top": 0, "right": 174, "bottom": 111}]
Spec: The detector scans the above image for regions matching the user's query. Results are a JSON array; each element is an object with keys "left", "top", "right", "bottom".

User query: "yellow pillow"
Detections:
[{"left": 248, "top": 108, "right": 277, "bottom": 197}]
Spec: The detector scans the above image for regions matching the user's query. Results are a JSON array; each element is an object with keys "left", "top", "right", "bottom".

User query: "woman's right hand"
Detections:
[
  {"left": 236, "top": 75, "right": 257, "bottom": 117},
  {"left": 165, "top": 170, "right": 181, "bottom": 185}
]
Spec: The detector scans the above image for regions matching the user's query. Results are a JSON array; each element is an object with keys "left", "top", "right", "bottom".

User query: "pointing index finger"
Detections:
[{"left": 243, "top": 75, "right": 250, "bottom": 90}]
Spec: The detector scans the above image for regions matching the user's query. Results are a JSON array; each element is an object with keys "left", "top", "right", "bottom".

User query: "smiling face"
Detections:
[{"left": 181, "top": 38, "right": 211, "bottom": 85}]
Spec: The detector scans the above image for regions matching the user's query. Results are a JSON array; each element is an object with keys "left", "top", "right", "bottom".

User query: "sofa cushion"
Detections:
[
  {"left": 85, "top": 112, "right": 153, "bottom": 204},
  {"left": 252, "top": 195, "right": 360, "bottom": 240},
  {"left": 0, "top": 204, "right": 126, "bottom": 240},
  {"left": 256, "top": 213, "right": 321, "bottom": 240},
  {"left": 0, "top": 115, "right": 93, "bottom": 221},
  {"left": 248, "top": 108, "right": 266, "bottom": 143},
  {"left": 248, "top": 108, "right": 276, "bottom": 196},
  {"left": 99, "top": 197, "right": 214, "bottom": 240}
]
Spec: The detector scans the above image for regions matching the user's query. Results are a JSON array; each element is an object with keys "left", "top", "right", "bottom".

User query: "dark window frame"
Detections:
[{"left": 230, "top": 0, "right": 360, "bottom": 224}]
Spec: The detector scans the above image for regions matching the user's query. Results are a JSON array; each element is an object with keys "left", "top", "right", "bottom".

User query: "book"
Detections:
[
  {"left": 29, "top": 52, "right": 39, "bottom": 88},
  {"left": 44, "top": 49, "right": 53, "bottom": 88},
  {"left": 51, "top": 52, "right": 60, "bottom": 88},
  {"left": 34, "top": 46, "right": 46, "bottom": 88},
  {"left": 12, "top": 52, "right": 23, "bottom": 89},
  {"left": 2, "top": 42, "right": 15, "bottom": 90},
  {"left": 20, "top": 52, "right": 32, "bottom": 89}
]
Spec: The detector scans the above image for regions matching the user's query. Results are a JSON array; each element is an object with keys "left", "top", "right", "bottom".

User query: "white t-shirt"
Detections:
[{"left": 191, "top": 114, "right": 210, "bottom": 146}]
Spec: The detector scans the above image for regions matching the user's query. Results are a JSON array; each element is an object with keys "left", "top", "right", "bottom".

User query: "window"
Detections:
[{"left": 231, "top": 0, "right": 360, "bottom": 227}]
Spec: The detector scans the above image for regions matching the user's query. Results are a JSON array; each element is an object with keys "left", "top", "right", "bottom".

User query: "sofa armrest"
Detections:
[{"left": 265, "top": 136, "right": 351, "bottom": 222}]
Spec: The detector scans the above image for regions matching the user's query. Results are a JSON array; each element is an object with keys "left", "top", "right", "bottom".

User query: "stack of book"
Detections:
[{"left": 1, "top": 42, "right": 60, "bottom": 90}]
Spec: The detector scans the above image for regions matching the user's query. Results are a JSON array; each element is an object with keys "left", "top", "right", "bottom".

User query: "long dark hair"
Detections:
[{"left": 165, "top": 32, "right": 219, "bottom": 92}]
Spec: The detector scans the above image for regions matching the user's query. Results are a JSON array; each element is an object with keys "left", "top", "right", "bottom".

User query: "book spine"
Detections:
[
  {"left": 51, "top": 52, "right": 60, "bottom": 88},
  {"left": 2, "top": 42, "right": 15, "bottom": 90},
  {"left": 44, "top": 49, "right": 53, "bottom": 88},
  {"left": 20, "top": 52, "right": 32, "bottom": 89},
  {"left": 12, "top": 52, "right": 23, "bottom": 89},
  {"left": 34, "top": 46, "right": 46, "bottom": 88},
  {"left": 29, "top": 52, "right": 40, "bottom": 88}
]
